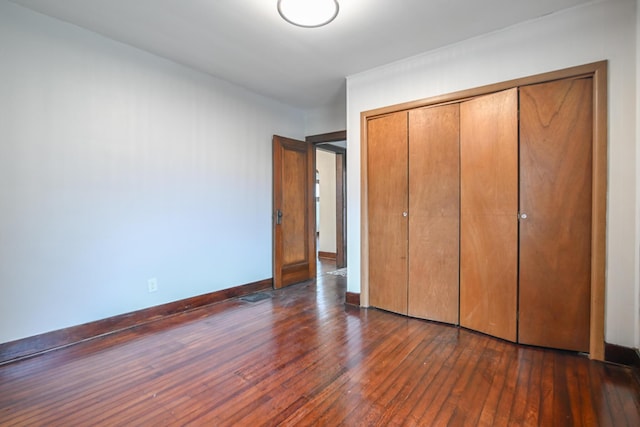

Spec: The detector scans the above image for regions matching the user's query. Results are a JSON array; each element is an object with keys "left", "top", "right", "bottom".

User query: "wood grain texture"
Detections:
[
  {"left": 518, "top": 78, "right": 593, "bottom": 352},
  {"left": 273, "top": 135, "right": 316, "bottom": 288},
  {"left": 460, "top": 214, "right": 518, "bottom": 340},
  {"left": 318, "top": 251, "right": 337, "bottom": 260},
  {"left": 590, "top": 62, "right": 608, "bottom": 360},
  {"left": 0, "top": 278, "right": 272, "bottom": 365},
  {"left": 1, "top": 263, "right": 638, "bottom": 426},
  {"left": 407, "top": 104, "right": 460, "bottom": 324},
  {"left": 367, "top": 112, "right": 409, "bottom": 315},
  {"left": 460, "top": 88, "right": 518, "bottom": 342},
  {"left": 282, "top": 148, "right": 307, "bottom": 264},
  {"left": 306, "top": 130, "right": 346, "bottom": 144},
  {"left": 345, "top": 292, "right": 360, "bottom": 306},
  {"left": 360, "top": 111, "right": 371, "bottom": 307}
]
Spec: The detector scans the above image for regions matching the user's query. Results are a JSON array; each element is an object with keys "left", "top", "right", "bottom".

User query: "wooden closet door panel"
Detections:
[
  {"left": 460, "top": 88, "right": 518, "bottom": 342},
  {"left": 368, "top": 112, "right": 408, "bottom": 315},
  {"left": 460, "top": 214, "right": 518, "bottom": 338},
  {"left": 408, "top": 104, "right": 460, "bottom": 324},
  {"left": 519, "top": 78, "right": 592, "bottom": 352}
]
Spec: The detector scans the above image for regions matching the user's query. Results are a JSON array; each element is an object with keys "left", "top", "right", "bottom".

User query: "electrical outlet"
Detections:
[{"left": 147, "top": 278, "right": 158, "bottom": 293}]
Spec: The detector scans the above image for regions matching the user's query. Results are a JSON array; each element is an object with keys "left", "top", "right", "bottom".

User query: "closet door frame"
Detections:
[{"left": 360, "top": 61, "right": 608, "bottom": 360}]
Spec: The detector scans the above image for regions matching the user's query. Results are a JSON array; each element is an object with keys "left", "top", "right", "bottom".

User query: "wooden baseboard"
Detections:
[
  {"left": 0, "top": 278, "right": 273, "bottom": 365},
  {"left": 318, "top": 251, "right": 337, "bottom": 260},
  {"left": 605, "top": 342, "right": 640, "bottom": 370},
  {"left": 345, "top": 292, "right": 360, "bottom": 306}
]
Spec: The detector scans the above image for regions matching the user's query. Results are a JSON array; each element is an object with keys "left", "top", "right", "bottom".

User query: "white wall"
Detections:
[
  {"left": 0, "top": 1, "right": 305, "bottom": 344},
  {"left": 316, "top": 149, "right": 337, "bottom": 253},
  {"left": 305, "top": 96, "right": 347, "bottom": 136},
  {"left": 346, "top": 0, "right": 638, "bottom": 348},
  {"left": 636, "top": 0, "right": 640, "bottom": 348}
]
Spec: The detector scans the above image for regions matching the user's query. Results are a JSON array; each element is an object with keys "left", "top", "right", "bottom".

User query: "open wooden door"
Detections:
[{"left": 273, "top": 135, "right": 317, "bottom": 288}]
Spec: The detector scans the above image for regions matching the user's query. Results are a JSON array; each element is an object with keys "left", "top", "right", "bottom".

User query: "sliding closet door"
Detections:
[
  {"left": 408, "top": 104, "right": 460, "bottom": 323},
  {"left": 518, "top": 78, "right": 592, "bottom": 352},
  {"left": 368, "top": 112, "right": 408, "bottom": 315},
  {"left": 460, "top": 88, "right": 518, "bottom": 342}
]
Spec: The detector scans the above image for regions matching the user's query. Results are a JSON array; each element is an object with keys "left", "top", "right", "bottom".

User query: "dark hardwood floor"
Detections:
[{"left": 1, "top": 260, "right": 639, "bottom": 426}]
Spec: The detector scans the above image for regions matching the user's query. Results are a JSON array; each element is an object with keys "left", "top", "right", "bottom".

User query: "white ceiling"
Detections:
[{"left": 11, "top": 0, "right": 595, "bottom": 110}]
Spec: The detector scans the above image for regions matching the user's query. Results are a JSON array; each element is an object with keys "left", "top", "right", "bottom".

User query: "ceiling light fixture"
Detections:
[{"left": 277, "top": 0, "right": 339, "bottom": 28}]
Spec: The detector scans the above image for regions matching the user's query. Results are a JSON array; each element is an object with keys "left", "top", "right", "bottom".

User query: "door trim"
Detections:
[
  {"left": 307, "top": 130, "right": 347, "bottom": 144},
  {"left": 307, "top": 131, "right": 347, "bottom": 268},
  {"left": 360, "top": 61, "right": 607, "bottom": 360}
]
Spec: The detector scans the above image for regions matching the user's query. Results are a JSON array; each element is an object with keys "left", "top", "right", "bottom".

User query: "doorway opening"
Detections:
[{"left": 306, "top": 131, "right": 347, "bottom": 276}]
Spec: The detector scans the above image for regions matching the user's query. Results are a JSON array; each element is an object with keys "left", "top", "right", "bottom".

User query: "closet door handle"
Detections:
[
  {"left": 402, "top": 211, "right": 408, "bottom": 217},
  {"left": 519, "top": 212, "right": 528, "bottom": 220}
]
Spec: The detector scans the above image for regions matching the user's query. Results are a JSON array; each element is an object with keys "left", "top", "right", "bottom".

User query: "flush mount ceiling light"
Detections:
[{"left": 278, "top": 0, "right": 339, "bottom": 28}]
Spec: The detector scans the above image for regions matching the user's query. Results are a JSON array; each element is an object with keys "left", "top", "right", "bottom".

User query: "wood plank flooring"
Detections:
[{"left": 1, "top": 261, "right": 639, "bottom": 426}]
